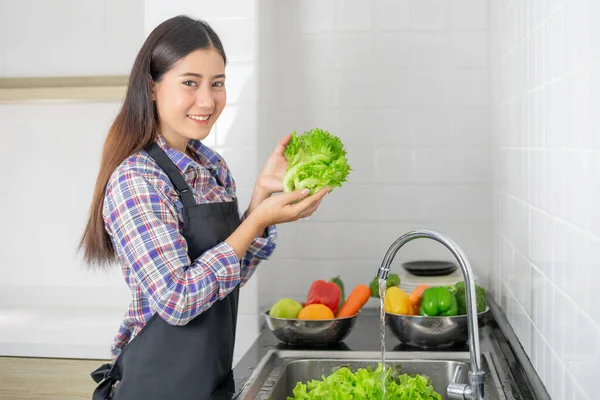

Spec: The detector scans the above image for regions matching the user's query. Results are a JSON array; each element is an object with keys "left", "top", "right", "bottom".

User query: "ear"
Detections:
[{"left": 150, "top": 75, "right": 156, "bottom": 101}]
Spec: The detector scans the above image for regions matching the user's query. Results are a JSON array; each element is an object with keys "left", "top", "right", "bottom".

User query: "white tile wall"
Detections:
[
  {"left": 490, "top": 0, "right": 600, "bottom": 399},
  {"left": 257, "top": 0, "right": 491, "bottom": 310}
]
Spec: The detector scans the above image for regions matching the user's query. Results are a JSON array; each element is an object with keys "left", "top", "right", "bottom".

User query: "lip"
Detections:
[{"left": 187, "top": 114, "right": 211, "bottom": 125}]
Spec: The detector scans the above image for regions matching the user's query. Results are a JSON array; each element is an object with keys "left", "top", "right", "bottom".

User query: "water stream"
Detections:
[{"left": 378, "top": 278, "right": 387, "bottom": 399}]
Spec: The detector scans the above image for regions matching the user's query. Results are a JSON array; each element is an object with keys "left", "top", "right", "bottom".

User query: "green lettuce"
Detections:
[
  {"left": 287, "top": 363, "right": 442, "bottom": 400},
  {"left": 283, "top": 128, "right": 351, "bottom": 195}
]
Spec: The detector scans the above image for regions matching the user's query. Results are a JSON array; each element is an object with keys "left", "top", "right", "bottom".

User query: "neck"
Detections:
[{"left": 161, "top": 132, "right": 189, "bottom": 154}]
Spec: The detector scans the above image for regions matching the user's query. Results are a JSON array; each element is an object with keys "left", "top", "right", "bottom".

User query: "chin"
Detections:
[{"left": 185, "top": 129, "right": 212, "bottom": 142}]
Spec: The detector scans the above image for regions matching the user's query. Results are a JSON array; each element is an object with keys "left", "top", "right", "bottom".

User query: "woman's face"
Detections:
[{"left": 152, "top": 47, "right": 226, "bottom": 152}]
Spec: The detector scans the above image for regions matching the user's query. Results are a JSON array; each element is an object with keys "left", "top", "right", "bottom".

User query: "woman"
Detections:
[{"left": 80, "top": 15, "right": 327, "bottom": 400}]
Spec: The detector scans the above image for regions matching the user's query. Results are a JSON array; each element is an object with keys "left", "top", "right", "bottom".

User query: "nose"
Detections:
[{"left": 195, "top": 84, "right": 215, "bottom": 110}]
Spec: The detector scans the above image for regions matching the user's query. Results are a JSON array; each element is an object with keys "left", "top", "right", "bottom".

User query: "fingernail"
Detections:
[{"left": 302, "top": 189, "right": 309, "bottom": 195}]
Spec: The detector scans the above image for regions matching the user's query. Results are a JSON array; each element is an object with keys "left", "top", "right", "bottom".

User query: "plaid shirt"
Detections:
[{"left": 103, "top": 136, "right": 277, "bottom": 359}]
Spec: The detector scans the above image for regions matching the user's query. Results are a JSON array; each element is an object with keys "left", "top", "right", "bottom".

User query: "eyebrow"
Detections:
[{"left": 179, "top": 72, "right": 226, "bottom": 79}]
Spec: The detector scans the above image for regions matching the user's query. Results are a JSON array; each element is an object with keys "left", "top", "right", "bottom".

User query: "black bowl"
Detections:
[{"left": 402, "top": 260, "right": 457, "bottom": 276}]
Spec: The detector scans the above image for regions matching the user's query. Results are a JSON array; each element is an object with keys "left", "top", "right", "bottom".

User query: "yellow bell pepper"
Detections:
[{"left": 384, "top": 286, "right": 412, "bottom": 315}]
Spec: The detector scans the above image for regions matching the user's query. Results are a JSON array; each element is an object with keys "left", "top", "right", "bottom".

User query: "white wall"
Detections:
[
  {"left": 0, "top": 0, "right": 261, "bottom": 366},
  {"left": 0, "top": 0, "right": 145, "bottom": 77},
  {"left": 489, "top": 0, "right": 600, "bottom": 399},
  {"left": 256, "top": 0, "right": 492, "bottom": 310}
]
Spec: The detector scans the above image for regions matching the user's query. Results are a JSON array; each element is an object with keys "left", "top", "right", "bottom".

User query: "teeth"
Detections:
[{"left": 188, "top": 115, "right": 209, "bottom": 121}]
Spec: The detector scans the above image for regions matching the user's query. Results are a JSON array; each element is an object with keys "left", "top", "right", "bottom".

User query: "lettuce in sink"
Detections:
[{"left": 288, "top": 363, "right": 442, "bottom": 399}]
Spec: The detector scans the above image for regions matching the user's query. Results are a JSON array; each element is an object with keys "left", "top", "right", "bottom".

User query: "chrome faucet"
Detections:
[{"left": 377, "top": 229, "right": 485, "bottom": 400}]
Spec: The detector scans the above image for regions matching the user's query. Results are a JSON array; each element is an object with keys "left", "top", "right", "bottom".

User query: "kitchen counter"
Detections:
[{"left": 212, "top": 297, "right": 550, "bottom": 399}]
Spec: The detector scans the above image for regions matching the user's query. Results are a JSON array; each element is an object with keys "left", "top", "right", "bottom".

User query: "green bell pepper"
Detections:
[
  {"left": 329, "top": 276, "right": 345, "bottom": 308},
  {"left": 419, "top": 287, "right": 458, "bottom": 316}
]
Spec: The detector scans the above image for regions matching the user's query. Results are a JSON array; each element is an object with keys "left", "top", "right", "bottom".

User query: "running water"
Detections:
[{"left": 379, "top": 278, "right": 387, "bottom": 399}]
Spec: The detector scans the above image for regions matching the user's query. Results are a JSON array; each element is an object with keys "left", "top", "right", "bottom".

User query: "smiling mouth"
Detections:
[{"left": 187, "top": 114, "right": 211, "bottom": 121}]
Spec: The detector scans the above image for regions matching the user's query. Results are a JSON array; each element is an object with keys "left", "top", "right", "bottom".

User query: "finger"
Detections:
[
  {"left": 278, "top": 188, "right": 310, "bottom": 205},
  {"left": 289, "top": 187, "right": 328, "bottom": 214},
  {"left": 298, "top": 194, "right": 325, "bottom": 218},
  {"left": 300, "top": 212, "right": 314, "bottom": 220},
  {"left": 259, "top": 175, "right": 284, "bottom": 193},
  {"left": 280, "top": 133, "right": 292, "bottom": 147},
  {"left": 276, "top": 133, "right": 292, "bottom": 154},
  {"left": 304, "top": 196, "right": 324, "bottom": 213},
  {"left": 309, "top": 187, "right": 329, "bottom": 202},
  {"left": 307, "top": 187, "right": 329, "bottom": 204},
  {"left": 298, "top": 207, "right": 316, "bottom": 219},
  {"left": 298, "top": 200, "right": 321, "bottom": 219}
]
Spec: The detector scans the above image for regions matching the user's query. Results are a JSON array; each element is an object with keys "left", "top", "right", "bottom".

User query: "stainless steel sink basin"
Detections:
[{"left": 236, "top": 350, "right": 506, "bottom": 400}]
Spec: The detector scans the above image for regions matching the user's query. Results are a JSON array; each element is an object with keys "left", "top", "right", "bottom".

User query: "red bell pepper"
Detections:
[{"left": 305, "top": 280, "right": 341, "bottom": 313}]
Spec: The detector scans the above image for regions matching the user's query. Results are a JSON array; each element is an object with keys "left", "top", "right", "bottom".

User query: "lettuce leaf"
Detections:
[
  {"left": 283, "top": 128, "right": 351, "bottom": 195},
  {"left": 287, "top": 363, "right": 442, "bottom": 400}
]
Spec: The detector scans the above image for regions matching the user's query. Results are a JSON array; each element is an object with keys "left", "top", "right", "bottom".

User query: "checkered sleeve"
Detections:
[
  {"left": 239, "top": 218, "right": 277, "bottom": 285},
  {"left": 104, "top": 167, "right": 241, "bottom": 326}
]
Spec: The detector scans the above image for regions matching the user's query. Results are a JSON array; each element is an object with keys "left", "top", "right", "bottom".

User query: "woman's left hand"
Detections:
[{"left": 246, "top": 134, "right": 292, "bottom": 216}]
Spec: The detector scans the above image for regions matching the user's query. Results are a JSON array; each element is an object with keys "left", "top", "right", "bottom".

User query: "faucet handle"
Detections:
[
  {"left": 452, "top": 365, "right": 462, "bottom": 383},
  {"left": 447, "top": 366, "right": 485, "bottom": 400},
  {"left": 447, "top": 366, "right": 468, "bottom": 400}
]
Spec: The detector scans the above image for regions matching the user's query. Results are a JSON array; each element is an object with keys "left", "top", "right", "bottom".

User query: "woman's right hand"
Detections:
[{"left": 251, "top": 187, "right": 329, "bottom": 229}]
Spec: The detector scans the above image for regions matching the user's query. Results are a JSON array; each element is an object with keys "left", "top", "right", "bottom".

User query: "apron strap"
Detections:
[{"left": 145, "top": 143, "right": 197, "bottom": 208}]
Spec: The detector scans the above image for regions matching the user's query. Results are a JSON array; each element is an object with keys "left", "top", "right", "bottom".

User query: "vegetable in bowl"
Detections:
[
  {"left": 369, "top": 273, "right": 401, "bottom": 298},
  {"left": 283, "top": 128, "right": 351, "bottom": 195},
  {"left": 451, "top": 281, "right": 487, "bottom": 315}
]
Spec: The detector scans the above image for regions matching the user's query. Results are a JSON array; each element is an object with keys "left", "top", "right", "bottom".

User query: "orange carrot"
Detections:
[
  {"left": 409, "top": 284, "right": 430, "bottom": 306},
  {"left": 336, "top": 284, "right": 371, "bottom": 318},
  {"left": 412, "top": 304, "right": 420, "bottom": 315}
]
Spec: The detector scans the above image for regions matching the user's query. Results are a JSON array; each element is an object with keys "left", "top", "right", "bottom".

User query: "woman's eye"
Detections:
[
  {"left": 183, "top": 80, "right": 197, "bottom": 87},
  {"left": 212, "top": 81, "right": 225, "bottom": 88}
]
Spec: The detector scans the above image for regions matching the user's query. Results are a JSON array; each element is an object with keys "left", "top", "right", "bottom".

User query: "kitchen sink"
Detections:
[{"left": 236, "top": 350, "right": 506, "bottom": 400}]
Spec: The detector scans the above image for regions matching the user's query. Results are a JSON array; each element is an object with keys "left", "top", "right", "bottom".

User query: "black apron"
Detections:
[{"left": 91, "top": 143, "right": 241, "bottom": 400}]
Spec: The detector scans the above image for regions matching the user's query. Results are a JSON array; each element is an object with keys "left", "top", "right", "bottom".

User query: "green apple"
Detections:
[{"left": 270, "top": 298, "right": 303, "bottom": 319}]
